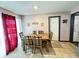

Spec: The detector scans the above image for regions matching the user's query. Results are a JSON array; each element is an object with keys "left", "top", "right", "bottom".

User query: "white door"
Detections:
[
  {"left": 73, "top": 16, "right": 79, "bottom": 42},
  {"left": 50, "top": 17, "right": 59, "bottom": 41}
]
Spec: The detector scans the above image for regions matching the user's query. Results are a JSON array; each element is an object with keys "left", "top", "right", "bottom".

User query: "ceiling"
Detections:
[{"left": 0, "top": 1, "right": 79, "bottom": 15}]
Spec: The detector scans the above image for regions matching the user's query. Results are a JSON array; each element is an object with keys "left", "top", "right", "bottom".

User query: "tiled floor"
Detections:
[{"left": 4, "top": 40, "right": 78, "bottom": 58}]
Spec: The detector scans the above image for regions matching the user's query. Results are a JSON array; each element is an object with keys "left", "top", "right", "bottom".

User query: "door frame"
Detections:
[
  {"left": 69, "top": 12, "right": 79, "bottom": 43},
  {"left": 48, "top": 16, "right": 61, "bottom": 41}
]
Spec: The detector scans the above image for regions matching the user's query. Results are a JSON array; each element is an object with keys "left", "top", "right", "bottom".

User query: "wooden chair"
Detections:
[
  {"left": 19, "top": 32, "right": 32, "bottom": 53},
  {"left": 32, "top": 36, "right": 43, "bottom": 55},
  {"left": 50, "top": 32, "right": 53, "bottom": 40},
  {"left": 24, "top": 36, "right": 33, "bottom": 53},
  {"left": 38, "top": 31, "right": 44, "bottom": 34},
  {"left": 19, "top": 32, "right": 24, "bottom": 39},
  {"left": 48, "top": 32, "right": 53, "bottom": 48},
  {"left": 23, "top": 36, "right": 28, "bottom": 53},
  {"left": 26, "top": 36, "right": 33, "bottom": 48},
  {"left": 19, "top": 32, "right": 26, "bottom": 51},
  {"left": 33, "top": 31, "right": 37, "bottom": 34}
]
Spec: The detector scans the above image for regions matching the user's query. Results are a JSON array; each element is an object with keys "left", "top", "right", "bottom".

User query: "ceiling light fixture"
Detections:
[{"left": 34, "top": 5, "right": 38, "bottom": 10}]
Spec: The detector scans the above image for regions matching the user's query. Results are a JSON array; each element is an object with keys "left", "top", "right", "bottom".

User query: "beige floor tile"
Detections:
[{"left": 4, "top": 41, "right": 78, "bottom": 58}]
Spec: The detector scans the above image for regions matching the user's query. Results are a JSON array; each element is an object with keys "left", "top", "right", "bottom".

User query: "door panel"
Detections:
[
  {"left": 2, "top": 13, "right": 18, "bottom": 54},
  {"left": 50, "top": 17, "right": 59, "bottom": 41},
  {"left": 6, "top": 16, "right": 18, "bottom": 52},
  {"left": 73, "top": 16, "right": 79, "bottom": 42}
]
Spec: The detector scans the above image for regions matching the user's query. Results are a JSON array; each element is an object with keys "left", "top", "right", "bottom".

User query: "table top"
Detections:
[{"left": 27, "top": 33, "right": 49, "bottom": 40}]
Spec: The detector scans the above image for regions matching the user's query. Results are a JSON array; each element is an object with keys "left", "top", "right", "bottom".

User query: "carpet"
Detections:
[{"left": 52, "top": 41, "right": 63, "bottom": 48}]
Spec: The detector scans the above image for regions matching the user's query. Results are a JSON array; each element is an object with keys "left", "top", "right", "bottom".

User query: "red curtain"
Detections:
[{"left": 2, "top": 13, "right": 18, "bottom": 55}]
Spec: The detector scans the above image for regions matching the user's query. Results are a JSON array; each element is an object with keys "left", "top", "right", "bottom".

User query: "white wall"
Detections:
[
  {"left": 0, "top": 12, "right": 6, "bottom": 57},
  {"left": 22, "top": 12, "right": 70, "bottom": 41},
  {"left": 22, "top": 15, "right": 48, "bottom": 35},
  {"left": 15, "top": 15, "right": 23, "bottom": 46},
  {"left": 71, "top": 5, "right": 79, "bottom": 14},
  {"left": 0, "top": 7, "right": 22, "bottom": 57}
]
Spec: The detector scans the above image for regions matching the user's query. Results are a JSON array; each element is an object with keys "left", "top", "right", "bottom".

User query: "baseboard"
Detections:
[
  {"left": 51, "top": 40, "right": 70, "bottom": 42},
  {"left": 59, "top": 41, "right": 70, "bottom": 42},
  {"left": 59, "top": 41, "right": 78, "bottom": 47},
  {"left": 71, "top": 42, "right": 79, "bottom": 47}
]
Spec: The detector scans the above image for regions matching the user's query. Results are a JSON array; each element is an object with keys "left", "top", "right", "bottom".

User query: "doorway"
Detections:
[
  {"left": 70, "top": 12, "right": 79, "bottom": 42},
  {"left": 2, "top": 13, "right": 18, "bottom": 55},
  {"left": 49, "top": 16, "right": 60, "bottom": 41}
]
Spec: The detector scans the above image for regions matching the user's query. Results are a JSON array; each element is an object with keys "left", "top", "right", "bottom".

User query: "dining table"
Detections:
[
  {"left": 28, "top": 33, "right": 49, "bottom": 39},
  {"left": 26, "top": 33, "right": 50, "bottom": 52}
]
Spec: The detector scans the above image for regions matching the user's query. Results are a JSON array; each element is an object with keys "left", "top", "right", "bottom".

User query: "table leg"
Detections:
[{"left": 45, "top": 41, "right": 49, "bottom": 52}]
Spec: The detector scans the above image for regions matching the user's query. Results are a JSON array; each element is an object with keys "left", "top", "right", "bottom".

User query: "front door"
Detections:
[
  {"left": 49, "top": 16, "right": 60, "bottom": 41},
  {"left": 73, "top": 15, "right": 79, "bottom": 42},
  {"left": 2, "top": 13, "right": 18, "bottom": 54}
]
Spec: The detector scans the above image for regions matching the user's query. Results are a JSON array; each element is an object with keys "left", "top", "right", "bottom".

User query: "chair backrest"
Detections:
[
  {"left": 26, "top": 36, "right": 33, "bottom": 45},
  {"left": 50, "top": 32, "right": 53, "bottom": 40},
  {"left": 23, "top": 36, "right": 28, "bottom": 44},
  {"left": 38, "top": 31, "right": 44, "bottom": 34},
  {"left": 32, "top": 36, "right": 42, "bottom": 46},
  {"left": 19, "top": 32, "right": 24, "bottom": 38},
  {"left": 19, "top": 32, "right": 24, "bottom": 39},
  {"left": 33, "top": 31, "right": 37, "bottom": 34}
]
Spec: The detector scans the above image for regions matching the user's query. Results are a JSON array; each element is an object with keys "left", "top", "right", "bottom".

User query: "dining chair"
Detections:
[
  {"left": 24, "top": 36, "right": 33, "bottom": 53},
  {"left": 50, "top": 32, "right": 53, "bottom": 40},
  {"left": 48, "top": 32, "right": 53, "bottom": 48},
  {"left": 19, "top": 32, "right": 26, "bottom": 51},
  {"left": 32, "top": 36, "right": 43, "bottom": 55},
  {"left": 26, "top": 36, "right": 33, "bottom": 48},
  {"left": 33, "top": 31, "right": 37, "bottom": 34},
  {"left": 38, "top": 31, "right": 44, "bottom": 34},
  {"left": 19, "top": 33, "right": 33, "bottom": 53},
  {"left": 19, "top": 32, "right": 24, "bottom": 39}
]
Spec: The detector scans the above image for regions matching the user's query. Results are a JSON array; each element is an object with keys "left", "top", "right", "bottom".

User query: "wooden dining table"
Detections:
[
  {"left": 27, "top": 33, "right": 50, "bottom": 52},
  {"left": 27, "top": 33, "right": 49, "bottom": 39}
]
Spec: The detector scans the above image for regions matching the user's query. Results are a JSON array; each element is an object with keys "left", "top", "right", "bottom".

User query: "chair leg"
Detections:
[
  {"left": 32, "top": 47, "right": 34, "bottom": 53},
  {"left": 32, "top": 47, "right": 35, "bottom": 54},
  {"left": 48, "top": 41, "right": 52, "bottom": 48},
  {"left": 40, "top": 47, "right": 43, "bottom": 55},
  {"left": 46, "top": 41, "right": 49, "bottom": 52},
  {"left": 34, "top": 47, "right": 36, "bottom": 54},
  {"left": 49, "top": 42, "right": 52, "bottom": 48},
  {"left": 25, "top": 45, "right": 27, "bottom": 53},
  {"left": 23, "top": 46, "right": 25, "bottom": 51}
]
